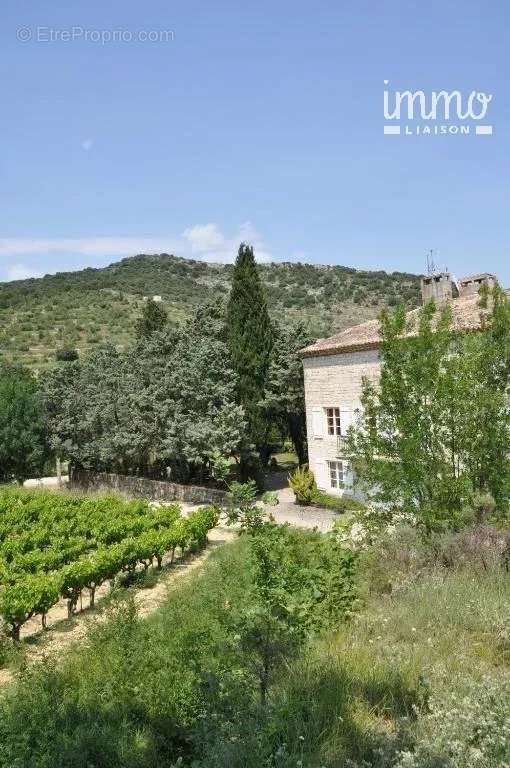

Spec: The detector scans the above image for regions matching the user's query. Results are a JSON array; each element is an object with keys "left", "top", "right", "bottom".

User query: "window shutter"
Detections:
[
  {"left": 315, "top": 461, "right": 328, "bottom": 490},
  {"left": 311, "top": 407, "right": 324, "bottom": 438},
  {"left": 340, "top": 406, "right": 354, "bottom": 437}
]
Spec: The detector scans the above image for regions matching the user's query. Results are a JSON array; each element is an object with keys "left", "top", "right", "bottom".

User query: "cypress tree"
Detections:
[{"left": 227, "top": 243, "right": 273, "bottom": 470}]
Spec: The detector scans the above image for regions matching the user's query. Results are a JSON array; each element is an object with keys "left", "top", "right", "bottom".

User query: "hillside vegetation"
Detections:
[
  {"left": 0, "top": 522, "right": 508, "bottom": 768},
  {"left": 0, "top": 254, "right": 421, "bottom": 367}
]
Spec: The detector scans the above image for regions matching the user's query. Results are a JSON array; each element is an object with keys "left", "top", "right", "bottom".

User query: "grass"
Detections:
[
  {"left": 271, "top": 451, "right": 299, "bottom": 471},
  {"left": 0, "top": 525, "right": 508, "bottom": 767},
  {"left": 262, "top": 567, "right": 510, "bottom": 767}
]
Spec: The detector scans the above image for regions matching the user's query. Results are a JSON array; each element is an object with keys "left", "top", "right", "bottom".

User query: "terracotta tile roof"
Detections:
[{"left": 300, "top": 293, "right": 494, "bottom": 358}]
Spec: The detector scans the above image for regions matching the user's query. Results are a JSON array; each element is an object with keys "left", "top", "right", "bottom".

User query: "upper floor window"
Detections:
[{"left": 326, "top": 407, "right": 341, "bottom": 435}]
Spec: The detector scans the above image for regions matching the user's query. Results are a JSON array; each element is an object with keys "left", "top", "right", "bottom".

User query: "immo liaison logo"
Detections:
[{"left": 383, "top": 81, "right": 493, "bottom": 136}]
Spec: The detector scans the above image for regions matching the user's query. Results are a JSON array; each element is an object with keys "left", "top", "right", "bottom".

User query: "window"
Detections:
[
  {"left": 326, "top": 407, "right": 341, "bottom": 435},
  {"left": 328, "top": 460, "right": 344, "bottom": 489}
]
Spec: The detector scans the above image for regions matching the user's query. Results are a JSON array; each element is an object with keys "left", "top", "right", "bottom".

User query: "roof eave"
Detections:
[{"left": 300, "top": 340, "right": 382, "bottom": 359}]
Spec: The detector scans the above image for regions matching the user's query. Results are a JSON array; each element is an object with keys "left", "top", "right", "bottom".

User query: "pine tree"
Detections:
[{"left": 227, "top": 243, "right": 273, "bottom": 470}]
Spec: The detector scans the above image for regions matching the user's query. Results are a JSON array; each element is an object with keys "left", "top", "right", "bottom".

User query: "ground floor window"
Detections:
[{"left": 328, "top": 460, "right": 344, "bottom": 488}]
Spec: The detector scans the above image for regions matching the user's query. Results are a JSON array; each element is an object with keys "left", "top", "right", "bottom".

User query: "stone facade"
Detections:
[
  {"left": 303, "top": 348, "right": 381, "bottom": 496},
  {"left": 69, "top": 467, "right": 225, "bottom": 505}
]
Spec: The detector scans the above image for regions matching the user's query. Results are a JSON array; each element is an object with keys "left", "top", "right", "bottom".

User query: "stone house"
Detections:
[{"left": 300, "top": 271, "right": 497, "bottom": 497}]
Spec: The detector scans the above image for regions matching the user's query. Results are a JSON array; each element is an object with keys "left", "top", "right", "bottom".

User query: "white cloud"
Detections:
[
  {"left": 82, "top": 139, "right": 93, "bottom": 151},
  {"left": 0, "top": 223, "right": 274, "bottom": 280},
  {"left": 181, "top": 221, "right": 272, "bottom": 263},
  {"left": 182, "top": 223, "right": 226, "bottom": 254},
  {"left": 6, "top": 263, "right": 42, "bottom": 281},
  {"left": 0, "top": 237, "right": 181, "bottom": 259}
]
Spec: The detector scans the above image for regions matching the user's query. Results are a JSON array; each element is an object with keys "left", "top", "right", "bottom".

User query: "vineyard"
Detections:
[{"left": 0, "top": 488, "right": 218, "bottom": 641}]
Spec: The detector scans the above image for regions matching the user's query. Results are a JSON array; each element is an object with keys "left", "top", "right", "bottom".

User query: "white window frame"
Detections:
[
  {"left": 328, "top": 460, "right": 353, "bottom": 491},
  {"left": 328, "top": 460, "right": 344, "bottom": 489},
  {"left": 325, "top": 407, "right": 341, "bottom": 436}
]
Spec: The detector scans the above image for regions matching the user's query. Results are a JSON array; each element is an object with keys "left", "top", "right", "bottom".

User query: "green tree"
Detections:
[
  {"left": 162, "top": 301, "right": 247, "bottom": 481},
  {"left": 347, "top": 291, "right": 510, "bottom": 531},
  {"left": 44, "top": 302, "right": 247, "bottom": 483},
  {"left": 0, "top": 363, "right": 47, "bottom": 483},
  {"left": 227, "top": 243, "right": 273, "bottom": 473},
  {"left": 134, "top": 298, "right": 168, "bottom": 339},
  {"left": 262, "top": 321, "right": 311, "bottom": 465}
]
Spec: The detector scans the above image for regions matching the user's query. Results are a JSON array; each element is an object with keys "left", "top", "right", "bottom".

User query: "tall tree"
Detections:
[
  {"left": 163, "top": 300, "right": 247, "bottom": 482},
  {"left": 0, "top": 363, "right": 47, "bottom": 482},
  {"left": 262, "top": 321, "right": 312, "bottom": 465},
  {"left": 135, "top": 298, "right": 168, "bottom": 339},
  {"left": 227, "top": 243, "right": 273, "bottom": 471}
]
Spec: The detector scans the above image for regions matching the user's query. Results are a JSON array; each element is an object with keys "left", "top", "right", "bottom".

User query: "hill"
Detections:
[{"left": 0, "top": 253, "right": 422, "bottom": 367}]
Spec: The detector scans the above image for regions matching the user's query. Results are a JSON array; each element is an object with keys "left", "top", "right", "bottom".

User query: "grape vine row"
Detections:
[{"left": 0, "top": 488, "right": 219, "bottom": 640}]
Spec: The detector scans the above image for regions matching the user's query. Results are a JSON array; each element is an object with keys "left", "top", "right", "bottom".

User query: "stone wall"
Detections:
[
  {"left": 69, "top": 467, "right": 225, "bottom": 505},
  {"left": 303, "top": 348, "right": 381, "bottom": 496}
]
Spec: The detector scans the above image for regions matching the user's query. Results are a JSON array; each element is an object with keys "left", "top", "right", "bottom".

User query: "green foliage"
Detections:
[
  {"left": 261, "top": 321, "right": 312, "bottom": 465},
  {"left": 134, "top": 298, "right": 168, "bottom": 339},
  {"left": 0, "top": 519, "right": 507, "bottom": 768},
  {"left": 347, "top": 289, "right": 510, "bottom": 532},
  {"left": 260, "top": 490, "right": 279, "bottom": 506},
  {"left": 0, "top": 488, "right": 217, "bottom": 640},
  {"left": 209, "top": 452, "right": 231, "bottom": 485},
  {"left": 55, "top": 347, "right": 79, "bottom": 362},
  {"left": 0, "top": 362, "right": 47, "bottom": 482},
  {"left": 162, "top": 301, "right": 247, "bottom": 478},
  {"left": 0, "top": 523, "right": 360, "bottom": 767},
  {"left": 227, "top": 243, "right": 274, "bottom": 466},
  {"left": 43, "top": 301, "right": 247, "bottom": 481},
  {"left": 393, "top": 676, "right": 510, "bottom": 768},
  {"left": 312, "top": 491, "right": 366, "bottom": 513},
  {"left": 288, "top": 464, "right": 317, "bottom": 504},
  {"left": 224, "top": 480, "right": 263, "bottom": 529}
]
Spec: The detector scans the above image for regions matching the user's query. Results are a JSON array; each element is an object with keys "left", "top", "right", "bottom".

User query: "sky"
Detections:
[{"left": 1, "top": 0, "right": 509, "bottom": 284}]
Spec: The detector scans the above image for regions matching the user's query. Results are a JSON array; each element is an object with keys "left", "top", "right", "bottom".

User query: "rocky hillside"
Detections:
[{"left": 0, "top": 254, "right": 421, "bottom": 367}]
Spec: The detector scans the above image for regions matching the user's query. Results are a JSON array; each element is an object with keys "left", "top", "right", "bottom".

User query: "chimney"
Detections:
[
  {"left": 458, "top": 273, "right": 497, "bottom": 297},
  {"left": 420, "top": 272, "right": 459, "bottom": 305}
]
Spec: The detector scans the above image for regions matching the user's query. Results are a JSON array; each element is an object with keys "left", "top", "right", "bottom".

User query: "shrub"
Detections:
[
  {"left": 394, "top": 676, "right": 510, "bottom": 768},
  {"left": 432, "top": 525, "right": 510, "bottom": 573},
  {"left": 473, "top": 491, "right": 497, "bottom": 522},
  {"left": 55, "top": 347, "right": 79, "bottom": 362},
  {"left": 288, "top": 465, "right": 317, "bottom": 505},
  {"left": 312, "top": 491, "right": 366, "bottom": 514}
]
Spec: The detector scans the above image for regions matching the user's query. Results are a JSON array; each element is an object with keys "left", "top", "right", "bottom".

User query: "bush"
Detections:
[
  {"left": 312, "top": 491, "right": 366, "bottom": 514},
  {"left": 431, "top": 524, "right": 510, "bottom": 573},
  {"left": 288, "top": 465, "right": 317, "bottom": 505},
  {"left": 55, "top": 347, "right": 79, "bottom": 362},
  {"left": 394, "top": 676, "right": 510, "bottom": 768},
  {"left": 261, "top": 490, "right": 279, "bottom": 506}
]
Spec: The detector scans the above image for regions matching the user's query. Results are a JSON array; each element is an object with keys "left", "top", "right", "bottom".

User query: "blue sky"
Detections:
[{"left": 1, "top": 0, "right": 509, "bottom": 284}]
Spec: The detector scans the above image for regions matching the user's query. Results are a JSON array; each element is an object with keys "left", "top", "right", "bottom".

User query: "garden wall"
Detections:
[{"left": 69, "top": 467, "right": 225, "bottom": 505}]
